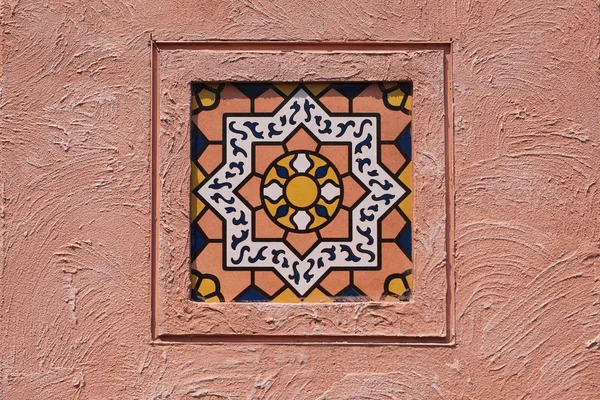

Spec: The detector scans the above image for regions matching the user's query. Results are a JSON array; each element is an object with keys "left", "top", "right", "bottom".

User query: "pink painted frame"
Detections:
[{"left": 151, "top": 41, "right": 455, "bottom": 343}]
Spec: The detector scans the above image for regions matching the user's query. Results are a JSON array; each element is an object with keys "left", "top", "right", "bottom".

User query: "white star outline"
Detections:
[{"left": 199, "top": 88, "right": 406, "bottom": 295}]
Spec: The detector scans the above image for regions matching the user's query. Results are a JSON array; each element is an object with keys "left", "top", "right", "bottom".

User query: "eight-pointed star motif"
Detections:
[{"left": 199, "top": 88, "right": 406, "bottom": 295}]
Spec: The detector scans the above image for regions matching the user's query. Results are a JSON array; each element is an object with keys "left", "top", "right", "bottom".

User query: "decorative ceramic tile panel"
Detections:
[{"left": 190, "top": 83, "right": 413, "bottom": 303}]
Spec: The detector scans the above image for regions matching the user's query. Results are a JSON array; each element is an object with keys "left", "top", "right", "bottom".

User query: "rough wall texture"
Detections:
[
  {"left": 156, "top": 49, "right": 449, "bottom": 339},
  {"left": 0, "top": 0, "right": 599, "bottom": 399}
]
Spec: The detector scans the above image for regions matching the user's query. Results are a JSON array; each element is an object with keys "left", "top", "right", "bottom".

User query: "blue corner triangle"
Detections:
[
  {"left": 397, "top": 82, "right": 412, "bottom": 96},
  {"left": 331, "top": 83, "right": 370, "bottom": 99},
  {"left": 190, "top": 290, "right": 202, "bottom": 302},
  {"left": 191, "top": 83, "right": 205, "bottom": 98},
  {"left": 190, "top": 224, "right": 208, "bottom": 260},
  {"left": 191, "top": 123, "right": 208, "bottom": 161},
  {"left": 396, "top": 224, "right": 412, "bottom": 261},
  {"left": 395, "top": 124, "right": 411, "bottom": 158},
  {"left": 232, "top": 83, "right": 271, "bottom": 99},
  {"left": 334, "top": 285, "right": 370, "bottom": 302},
  {"left": 234, "top": 286, "right": 269, "bottom": 302}
]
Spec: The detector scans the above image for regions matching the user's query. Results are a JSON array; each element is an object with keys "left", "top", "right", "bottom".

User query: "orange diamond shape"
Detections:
[
  {"left": 285, "top": 231, "right": 319, "bottom": 258},
  {"left": 342, "top": 175, "right": 367, "bottom": 208}
]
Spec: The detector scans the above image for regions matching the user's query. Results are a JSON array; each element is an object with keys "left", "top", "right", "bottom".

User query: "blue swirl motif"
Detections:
[
  {"left": 317, "top": 258, "right": 324, "bottom": 269},
  {"left": 282, "top": 257, "right": 290, "bottom": 268},
  {"left": 336, "top": 121, "right": 355, "bottom": 138},
  {"left": 340, "top": 245, "right": 361, "bottom": 262},
  {"left": 225, "top": 162, "right": 244, "bottom": 178},
  {"left": 304, "top": 99, "right": 315, "bottom": 122},
  {"left": 225, "top": 207, "right": 236, "bottom": 214},
  {"left": 230, "top": 138, "right": 247, "bottom": 157},
  {"left": 315, "top": 115, "right": 322, "bottom": 126},
  {"left": 229, "top": 121, "right": 247, "bottom": 140},
  {"left": 355, "top": 134, "right": 372, "bottom": 154},
  {"left": 369, "top": 179, "right": 393, "bottom": 190},
  {"left": 230, "top": 162, "right": 244, "bottom": 174},
  {"left": 224, "top": 169, "right": 236, "bottom": 180},
  {"left": 268, "top": 123, "right": 283, "bottom": 138},
  {"left": 322, "top": 246, "right": 336, "bottom": 261},
  {"left": 356, "top": 158, "right": 371, "bottom": 173},
  {"left": 368, "top": 204, "right": 379, "bottom": 212},
  {"left": 372, "top": 193, "right": 395, "bottom": 205},
  {"left": 248, "top": 246, "right": 268, "bottom": 263},
  {"left": 232, "top": 210, "right": 248, "bottom": 226},
  {"left": 289, "top": 261, "right": 300, "bottom": 284},
  {"left": 356, "top": 243, "right": 375, "bottom": 262},
  {"left": 243, "top": 121, "right": 264, "bottom": 139},
  {"left": 360, "top": 208, "right": 375, "bottom": 222},
  {"left": 209, "top": 178, "right": 232, "bottom": 190},
  {"left": 354, "top": 119, "right": 373, "bottom": 138},
  {"left": 210, "top": 193, "right": 235, "bottom": 204},
  {"left": 280, "top": 115, "right": 287, "bottom": 126},
  {"left": 231, "top": 245, "right": 250, "bottom": 264},
  {"left": 367, "top": 170, "right": 379, "bottom": 177},
  {"left": 231, "top": 230, "right": 249, "bottom": 250},
  {"left": 272, "top": 249, "right": 285, "bottom": 264},
  {"left": 357, "top": 226, "right": 374, "bottom": 245},
  {"left": 304, "top": 259, "right": 315, "bottom": 283},
  {"left": 318, "top": 119, "right": 332, "bottom": 134},
  {"left": 289, "top": 101, "right": 301, "bottom": 125}
]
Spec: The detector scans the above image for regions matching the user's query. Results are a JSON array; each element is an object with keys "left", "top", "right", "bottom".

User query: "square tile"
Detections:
[{"left": 191, "top": 83, "right": 413, "bottom": 303}]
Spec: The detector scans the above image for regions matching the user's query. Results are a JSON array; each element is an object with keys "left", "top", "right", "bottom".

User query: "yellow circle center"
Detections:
[{"left": 285, "top": 175, "right": 318, "bottom": 208}]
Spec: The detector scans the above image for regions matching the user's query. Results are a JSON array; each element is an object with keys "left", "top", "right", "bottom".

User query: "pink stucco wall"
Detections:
[{"left": 1, "top": 1, "right": 599, "bottom": 398}]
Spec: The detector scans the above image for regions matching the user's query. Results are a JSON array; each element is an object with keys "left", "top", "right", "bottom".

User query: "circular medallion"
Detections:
[{"left": 261, "top": 151, "right": 343, "bottom": 232}]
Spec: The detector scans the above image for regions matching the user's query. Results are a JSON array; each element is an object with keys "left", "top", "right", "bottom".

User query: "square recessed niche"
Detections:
[{"left": 152, "top": 42, "right": 453, "bottom": 342}]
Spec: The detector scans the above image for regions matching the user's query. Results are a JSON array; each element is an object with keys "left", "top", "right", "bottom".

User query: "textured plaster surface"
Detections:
[
  {"left": 1, "top": 0, "right": 599, "bottom": 399},
  {"left": 157, "top": 49, "right": 448, "bottom": 338}
]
